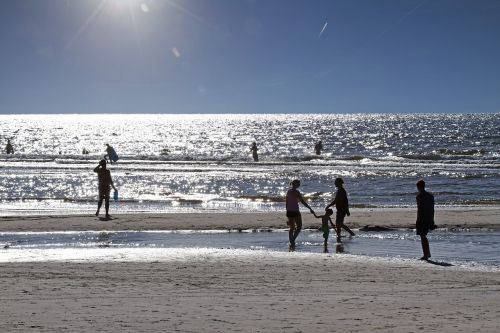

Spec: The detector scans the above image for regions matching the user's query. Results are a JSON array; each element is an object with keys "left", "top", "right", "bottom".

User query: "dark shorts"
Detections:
[
  {"left": 286, "top": 211, "right": 301, "bottom": 218},
  {"left": 286, "top": 211, "right": 302, "bottom": 229},
  {"left": 322, "top": 225, "right": 330, "bottom": 239},
  {"left": 335, "top": 212, "right": 346, "bottom": 226},
  {"left": 99, "top": 187, "right": 110, "bottom": 198}
]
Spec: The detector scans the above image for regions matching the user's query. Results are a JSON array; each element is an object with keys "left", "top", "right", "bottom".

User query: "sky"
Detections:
[{"left": 0, "top": 0, "right": 499, "bottom": 114}]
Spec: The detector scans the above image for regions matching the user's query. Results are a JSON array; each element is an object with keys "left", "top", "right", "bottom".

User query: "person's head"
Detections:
[
  {"left": 325, "top": 208, "right": 333, "bottom": 216},
  {"left": 334, "top": 177, "right": 344, "bottom": 187},
  {"left": 7, "top": 139, "right": 10, "bottom": 143},
  {"left": 99, "top": 159, "right": 107, "bottom": 168},
  {"left": 416, "top": 179, "right": 425, "bottom": 192},
  {"left": 105, "top": 143, "right": 110, "bottom": 147},
  {"left": 290, "top": 179, "right": 300, "bottom": 189}
]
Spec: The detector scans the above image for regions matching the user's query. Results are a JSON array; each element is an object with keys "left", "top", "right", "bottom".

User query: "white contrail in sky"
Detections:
[{"left": 319, "top": 21, "right": 328, "bottom": 38}]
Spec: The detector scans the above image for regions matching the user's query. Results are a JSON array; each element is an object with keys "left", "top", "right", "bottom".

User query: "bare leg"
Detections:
[
  {"left": 342, "top": 224, "right": 355, "bottom": 236},
  {"left": 288, "top": 218, "right": 295, "bottom": 250},
  {"left": 105, "top": 197, "right": 110, "bottom": 218},
  {"left": 420, "top": 235, "right": 431, "bottom": 260},
  {"left": 292, "top": 225, "right": 302, "bottom": 244},
  {"left": 289, "top": 216, "right": 302, "bottom": 250},
  {"left": 336, "top": 224, "right": 342, "bottom": 243},
  {"left": 96, "top": 197, "right": 103, "bottom": 216},
  {"left": 288, "top": 226, "right": 294, "bottom": 248}
]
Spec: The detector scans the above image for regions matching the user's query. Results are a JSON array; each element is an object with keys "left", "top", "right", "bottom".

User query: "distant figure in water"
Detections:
[
  {"left": 5, "top": 139, "right": 14, "bottom": 154},
  {"left": 104, "top": 143, "right": 119, "bottom": 164},
  {"left": 94, "top": 159, "right": 117, "bottom": 219},
  {"left": 314, "top": 140, "right": 323, "bottom": 155},
  {"left": 250, "top": 142, "right": 259, "bottom": 162},
  {"left": 82, "top": 148, "right": 89, "bottom": 155},
  {"left": 313, "top": 208, "right": 335, "bottom": 252},
  {"left": 286, "top": 179, "right": 315, "bottom": 251},
  {"left": 416, "top": 179, "right": 436, "bottom": 260},
  {"left": 326, "top": 177, "right": 355, "bottom": 243}
]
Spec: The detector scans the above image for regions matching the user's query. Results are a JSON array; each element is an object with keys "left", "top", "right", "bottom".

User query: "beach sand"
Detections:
[
  {"left": 0, "top": 207, "right": 499, "bottom": 232},
  {"left": 0, "top": 209, "right": 499, "bottom": 332},
  {"left": 0, "top": 251, "right": 499, "bottom": 332}
]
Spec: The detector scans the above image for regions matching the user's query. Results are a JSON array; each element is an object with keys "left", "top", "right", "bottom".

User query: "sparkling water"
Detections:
[
  {"left": 0, "top": 229, "right": 499, "bottom": 269},
  {"left": 0, "top": 113, "right": 499, "bottom": 214}
]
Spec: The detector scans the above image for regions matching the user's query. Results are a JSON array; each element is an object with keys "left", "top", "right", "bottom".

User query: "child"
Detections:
[{"left": 313, "top": 208, "right": 336, "bottom": 252}]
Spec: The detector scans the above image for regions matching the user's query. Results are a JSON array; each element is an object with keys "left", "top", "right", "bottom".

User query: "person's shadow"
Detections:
[
  {"left": 425, "top": 259, "right": 453, "bottom": 267},
  {"left": 98, "top": 216, "right": 114, "bottom": 221}
]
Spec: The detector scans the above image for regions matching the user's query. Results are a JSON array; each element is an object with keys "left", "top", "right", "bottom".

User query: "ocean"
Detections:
[{"left": 0, "top": 113, "right": 498, "bottom": 215}]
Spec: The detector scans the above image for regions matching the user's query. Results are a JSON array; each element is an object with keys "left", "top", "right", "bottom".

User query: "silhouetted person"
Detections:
[
  {"left": 104, "top": 143, "right": 119, "bottom": 164},
  {"left": 82, "top": 148, "right": 89, "bottom": 155},
  {"left": 5, "top": 139, "right": 14, "bottom": 154},
  {"left": 250, "top": 142, "right": 258, "bottom": 162},
  {"left": 94, "top": 159, "right": 117, "bottom": 219},
  {"left": 314, "top": 140, "right": 323, "bottom": 155},
  {"left": 286, "top": 179, "right": 315, "bottom": 251},
  {"left": 416, "top": 179, "right": 436, "bottom": 260},
  {"left": 326, "top": 177, "right": 355, "bottom": 243},
  {"left": 313, "top": 208, "right": 335, "bottom": 252}
]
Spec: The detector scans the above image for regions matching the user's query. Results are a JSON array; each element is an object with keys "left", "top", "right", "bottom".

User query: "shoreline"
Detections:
[
  {"left": 1, "top": 208, "right": 499, "bottom": 332},
  {"left": 0, "top": 207, "right": 498, "bottom": 232}
]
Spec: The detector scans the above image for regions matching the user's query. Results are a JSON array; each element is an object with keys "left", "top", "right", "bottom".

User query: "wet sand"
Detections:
[
  {"left": 0, "top": 207, "right": 498, "bottom": 232},
  {"left": 0, "top": 209, "right": 499, "bottom": 332}
]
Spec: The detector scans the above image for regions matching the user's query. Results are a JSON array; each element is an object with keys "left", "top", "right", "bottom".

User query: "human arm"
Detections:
[
  {"left": 346, "top": 194, "right": 350, "bottom": 216},
  {"left": 298, "top": 193, "right": 315, "bottom": 214},
  {"left": 416, "top": 195, "right": 423, "bottom": 224},
  {"left": 94, "top": 165, "right": 100, "bottom": 173},
  {"left": 109, "top": 173, "right": 117, "bottom": 191},
  {"left": 326, "top": 198, "right": 335, "bottom": 209}
]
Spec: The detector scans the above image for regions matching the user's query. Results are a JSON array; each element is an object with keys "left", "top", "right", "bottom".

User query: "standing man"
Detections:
[
  {"left": 250, "top": 142, "right": 259, "bottom": 162},
  {"left": 326, "top": 177, "right": 355, "bottom": 243},
  {"left": 416, "top": 179, "right": 435, "bottom": 260},
  {"left": 314, "top": 140, "right": 323, "bottom": 155},
  {"left": 5, "top": 139, "right": 14, "bottom": 154},
  {"left": 94, "top": 159, "right": 117, "bottom": 219}
]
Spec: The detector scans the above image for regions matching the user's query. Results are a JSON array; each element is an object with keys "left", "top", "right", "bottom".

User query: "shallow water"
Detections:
[{"left": 1, "top": 229, "right": 499, "bottom": 268}]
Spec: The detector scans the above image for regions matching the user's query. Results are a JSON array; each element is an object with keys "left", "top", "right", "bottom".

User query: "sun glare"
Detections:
[{"left": 109, "top": 0, "right": 150, "bottom": 13}]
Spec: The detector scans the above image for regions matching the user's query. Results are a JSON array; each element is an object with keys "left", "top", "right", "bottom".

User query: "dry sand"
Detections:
[
  {"left": 0, "top": 209, "right": 499, "bottom": 332},
  {"left": 0, "top": 250, "right": 499, "bottom": 332}
]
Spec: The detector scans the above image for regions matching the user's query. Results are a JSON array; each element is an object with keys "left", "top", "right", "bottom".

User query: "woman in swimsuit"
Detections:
[{"left": 286, "top": 179, "right": 315, "bottom": 251}]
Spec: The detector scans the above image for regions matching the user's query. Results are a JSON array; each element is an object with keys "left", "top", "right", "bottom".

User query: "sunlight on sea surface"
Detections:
[{"left": 0, "top": 114, "right": 498, "bottom": 214}]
